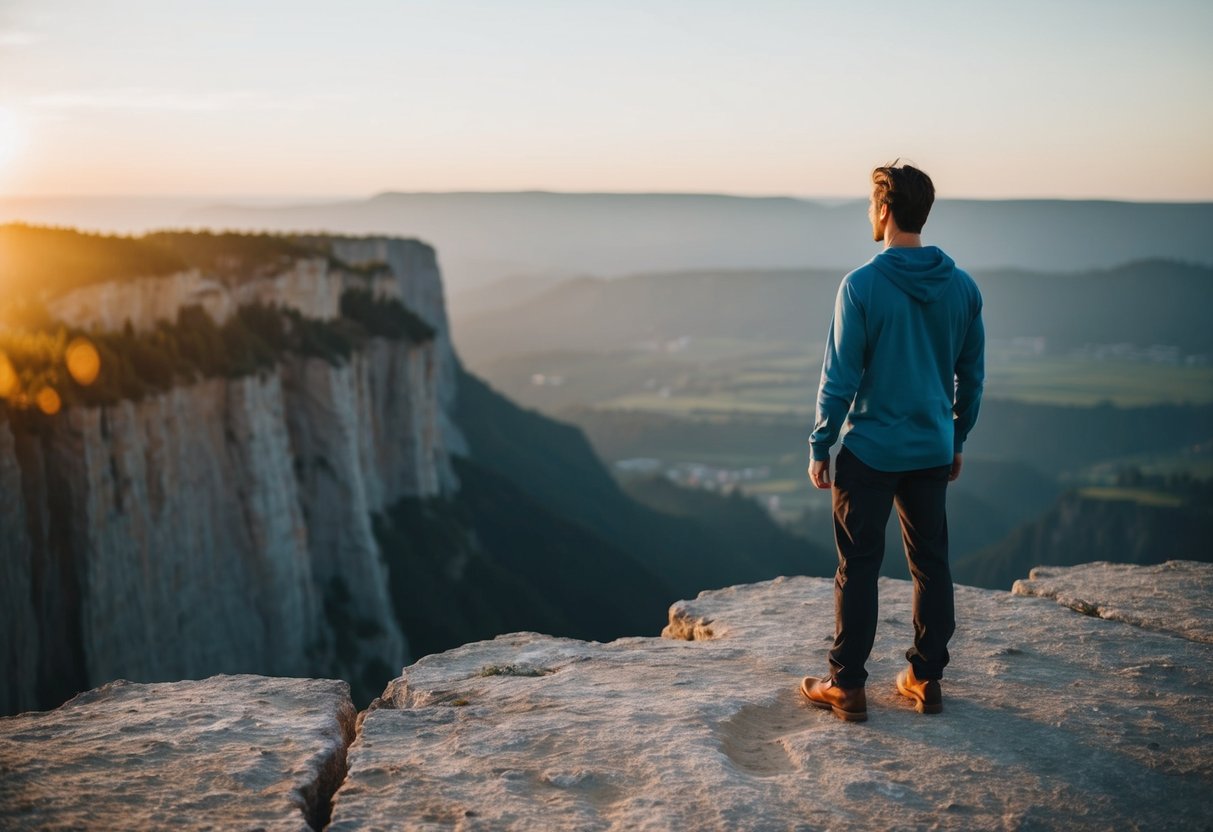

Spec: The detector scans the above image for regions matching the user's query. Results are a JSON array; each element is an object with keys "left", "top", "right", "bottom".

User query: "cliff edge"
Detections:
[{"left": 2, "top": 561, "right": 1209, "bottom": 830}]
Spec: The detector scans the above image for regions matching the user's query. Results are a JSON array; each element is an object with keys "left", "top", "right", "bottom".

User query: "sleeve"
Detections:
[
  {"left": 809, "top": 275, "right": 867, "bottom": 460},
  {"left": 952, "top": 293, "right": 985, "bottom": 453}
]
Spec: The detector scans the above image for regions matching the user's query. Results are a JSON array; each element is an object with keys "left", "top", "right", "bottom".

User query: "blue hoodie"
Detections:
[{"left": 809, "top": 245, "right": 985, "bottom": 472}]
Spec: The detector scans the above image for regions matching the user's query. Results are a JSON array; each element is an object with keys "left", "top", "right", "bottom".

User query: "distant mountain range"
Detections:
[
  {"left": 452, "top": 259, "right": 1213, "bottom": 361},
  {"left": 4, "top": 192, "right": 1210, "bottom": 296}
]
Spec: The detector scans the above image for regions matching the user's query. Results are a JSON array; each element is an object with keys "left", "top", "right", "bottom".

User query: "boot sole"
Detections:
[{"left": 800, "top": 677, "right": 868, "bottom": 722}]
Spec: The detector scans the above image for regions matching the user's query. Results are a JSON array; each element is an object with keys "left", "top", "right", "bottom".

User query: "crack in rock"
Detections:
[{"left": 300, "top": 695, "right": 358, "bottom": 830}]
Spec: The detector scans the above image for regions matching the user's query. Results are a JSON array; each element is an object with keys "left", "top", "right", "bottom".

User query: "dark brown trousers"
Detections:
[{"left": 828, "top": 446, "right": 955, "bottom": 689}]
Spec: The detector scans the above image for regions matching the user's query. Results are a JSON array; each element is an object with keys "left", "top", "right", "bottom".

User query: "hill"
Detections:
[
  {"left": 957, "top": 475, "right": 1213, "bottom": 589},
  {"left": 453, "top": 259, "right": 1213, "bottom": 362},
  {"left": 451, "top": 368, "right": 835, "bottom": 597},
  {"left": 9, "top": 192, "right": 1211, "bottom": 297},
  {"left": 96, "top": 191, "right": 1213, "bottom": 294}
]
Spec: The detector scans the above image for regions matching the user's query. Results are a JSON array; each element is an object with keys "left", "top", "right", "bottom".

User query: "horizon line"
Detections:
[{"left": 2, "top": 189, "right": 1212, "bottom": 205}]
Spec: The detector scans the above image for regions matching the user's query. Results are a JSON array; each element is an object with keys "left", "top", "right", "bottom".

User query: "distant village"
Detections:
[{"left": 614, "top": 457, "right": 781, "bottom": 514}]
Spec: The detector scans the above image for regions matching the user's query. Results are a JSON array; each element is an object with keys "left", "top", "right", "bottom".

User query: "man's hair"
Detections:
[{"left": 872, "top": 161, "right": 935, "bottom": 234}]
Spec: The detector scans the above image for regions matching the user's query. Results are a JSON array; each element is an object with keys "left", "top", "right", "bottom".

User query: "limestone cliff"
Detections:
[
  {"left": 0, "top": 563, "right": 1208, "bottom": 831},
  {"left": 0, "top": 236, "right": 461, "bottom": 713}
]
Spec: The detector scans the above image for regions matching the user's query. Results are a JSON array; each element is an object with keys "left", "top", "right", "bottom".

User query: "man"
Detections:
[{"left": 800, "top": 161, "right": 984, "bottom": 722}]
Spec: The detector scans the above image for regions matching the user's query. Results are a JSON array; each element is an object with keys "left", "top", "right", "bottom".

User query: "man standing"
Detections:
[{"left": 800, "top": 162, "right": 985, "bottom": 722}]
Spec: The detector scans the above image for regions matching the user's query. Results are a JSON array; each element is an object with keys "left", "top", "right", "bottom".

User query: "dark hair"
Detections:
[{"left": 872, "top": 161, "right": 935, "bottom": 233}]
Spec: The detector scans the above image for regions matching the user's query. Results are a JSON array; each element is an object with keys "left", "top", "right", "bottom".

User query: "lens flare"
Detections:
[
  {"left": 66, "top": 337, "right": 101, "bottom": 385},
  {"left": 0, "top": 352, "right": 17, "bottom": 398},
  {"left": 35, "top": 386, "right": 61, "bottom": 415}
]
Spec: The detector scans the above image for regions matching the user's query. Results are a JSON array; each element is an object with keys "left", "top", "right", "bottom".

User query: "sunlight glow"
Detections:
[{"left": 0, "top": 106, "right": 23, "bottom": 171}]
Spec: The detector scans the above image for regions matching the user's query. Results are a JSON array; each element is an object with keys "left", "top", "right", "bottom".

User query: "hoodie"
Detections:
[{"left": 809, "top": 245, "right": 985, "bottom": 472}]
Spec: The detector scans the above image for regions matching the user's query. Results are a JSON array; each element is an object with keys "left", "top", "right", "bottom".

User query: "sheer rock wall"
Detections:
[{"left": 0, "top": 237, "right": 461, "bottom": 712}]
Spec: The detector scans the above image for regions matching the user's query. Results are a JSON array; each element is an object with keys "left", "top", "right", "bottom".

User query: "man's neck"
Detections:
[{"left": 883, "top": 229, "right": 922, "bottom": 249}]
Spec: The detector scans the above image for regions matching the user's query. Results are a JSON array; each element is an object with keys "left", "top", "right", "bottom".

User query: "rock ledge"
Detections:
[{"left": 3, "top": 563, "right": 1210, "bottom": 831}]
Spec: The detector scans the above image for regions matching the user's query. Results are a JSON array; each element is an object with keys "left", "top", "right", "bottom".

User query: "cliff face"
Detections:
[
  {"left": 328, "top": 236, "right": 465, "bottom": 458},
  {"left": 43, "top": 256, "right": 358, "bottom": 334},
  {"left": 0, "top": 236, "right": 460, "bottom": 713},
  {"left": 0, "top": 421, "right": 38, "bottom": 715}
]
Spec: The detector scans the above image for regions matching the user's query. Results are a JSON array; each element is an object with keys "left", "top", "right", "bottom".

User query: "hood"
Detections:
[{"left": 869, "top": 245, "right": 956, "bottom": 303}]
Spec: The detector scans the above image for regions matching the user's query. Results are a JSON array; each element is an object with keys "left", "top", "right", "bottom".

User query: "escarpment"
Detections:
[{"left": 0, "top": 231, "right": 461, "bottom": 713}]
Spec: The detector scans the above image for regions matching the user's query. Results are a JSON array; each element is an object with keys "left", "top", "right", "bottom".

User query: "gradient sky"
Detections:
[{"left": 1, "top": 0, "right": 1211, "bottom": 200}]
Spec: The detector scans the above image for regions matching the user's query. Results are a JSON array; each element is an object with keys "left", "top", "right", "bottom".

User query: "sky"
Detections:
[{"left": 1, "top": 0, "right": 1211, "bottom": 200}]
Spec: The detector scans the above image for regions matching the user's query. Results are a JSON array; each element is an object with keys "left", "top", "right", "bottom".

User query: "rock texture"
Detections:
[
  {"left": 333, "top": 564, "right": 1213, "bottom": 831},
  {"left": 1, "top": 564, "right": 1209, "bottom": 830},
  {"left": 329, "top": 236, "right": 466, "bottom": 458},
  {"left": 0, "top": 675, "right": 355, "bottom": 831},
  {"left": 0, "top": 237, "right": 462, "bottom": 713},
  {"left": 1013, "top": 560, "right": 1213, "bottom": 644},
  {"left": 68, "top": 375, "right": 320, "bottom": 687},
  {"left": 0, "top": 419, "right": 38, "bottom": 716},
  {"left": 45, "top": 257, "right": 343, "bottom": 334}
]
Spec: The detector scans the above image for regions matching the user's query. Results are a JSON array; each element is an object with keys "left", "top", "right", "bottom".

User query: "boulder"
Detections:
[
  {"left": 1013, "top": 559, "right": 1213, "bottom": 643},
  {"left": 332, "top": 568, "right": 1212, "bottom": 831},
  {"left": 0, "top": 675, "right": 355, "bottom": 831}
]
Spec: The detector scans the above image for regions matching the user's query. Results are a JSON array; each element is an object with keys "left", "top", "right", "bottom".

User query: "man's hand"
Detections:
[
  {"left": 949, "top": 453, "right": 963, "bottom": 482},
  {"left": 809, "top": 457, "right": 831, "bottom": 489}
]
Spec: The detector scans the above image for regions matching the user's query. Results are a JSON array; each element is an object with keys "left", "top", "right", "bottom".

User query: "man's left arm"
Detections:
[{"left": 952, "top": 298, "right": 986, "bottom": 474}]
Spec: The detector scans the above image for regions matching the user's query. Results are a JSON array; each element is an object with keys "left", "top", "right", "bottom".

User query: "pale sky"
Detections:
[{"left": 1, "top": 0, "right": 1211, "bottom": 200}]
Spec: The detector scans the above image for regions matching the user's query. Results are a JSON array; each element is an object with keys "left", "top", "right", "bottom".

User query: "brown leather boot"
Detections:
[
  {"left": 800, "top": 675, "right": 867, "bottom": 722},
  {"left": 896, "top": 665, "right": 942, "bottom": 714}
]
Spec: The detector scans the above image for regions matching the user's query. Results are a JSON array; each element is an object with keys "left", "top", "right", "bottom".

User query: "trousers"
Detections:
[{"left": 828, "top": 446, "right": 955, "bottom": 689}]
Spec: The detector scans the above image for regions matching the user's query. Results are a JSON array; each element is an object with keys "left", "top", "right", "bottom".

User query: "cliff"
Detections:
[
  {"left": 4, "top": 226, "right": 831, "bottom": 718},
  {"left": 0, "top": 235, "right": 460, "bottom": 714},
  {"left": 1, "top": 562, "right": 1208, "bottom": 830}
]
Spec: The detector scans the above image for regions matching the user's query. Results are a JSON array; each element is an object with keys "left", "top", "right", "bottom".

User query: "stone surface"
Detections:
[
  {"left": 0, "top": 675, "right": 355, "bottom": 831},
  {"left": 332, "top": 567, "right": 1213, "bottom": 831},
  {"left": 1013, "top": 559, "right": 1213, "bottom": 644}
]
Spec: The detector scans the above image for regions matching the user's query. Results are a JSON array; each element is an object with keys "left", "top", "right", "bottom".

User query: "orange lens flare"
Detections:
[
  {"left": 66, "top": 337, "right": 101, "bottom": 386},
  {"left": 0, "top": 352, "right": 17, "bottom": 398},
  {"left": 35, "top": 386, "right": 61, "bottom": 415}
]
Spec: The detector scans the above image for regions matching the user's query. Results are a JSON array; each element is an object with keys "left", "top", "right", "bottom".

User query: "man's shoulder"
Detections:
[
  {"left": 841, "top": 258, "right": 881, "bottom": 288},
  {"left": 951, "top": 264, "right": 982, "bottom": 300}
]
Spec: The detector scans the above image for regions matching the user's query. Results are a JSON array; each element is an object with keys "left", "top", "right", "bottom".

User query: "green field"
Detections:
[
  {"left": 599, "top": 352, "right": 1213, "bottom": 415},
  {"left": 986, "top": 358, "right": 1213, "bottom": 407},
  {"left": 1076, "top": 487, "right": 1186, "bottom": 508},
  {"left": 472, "top": 338, "right": 1213, "bottom": 422}
]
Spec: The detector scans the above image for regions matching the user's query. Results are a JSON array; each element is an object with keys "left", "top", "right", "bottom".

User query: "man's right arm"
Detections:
[{"left": 809, "top": 276, "right": 866, "bottom": 466}]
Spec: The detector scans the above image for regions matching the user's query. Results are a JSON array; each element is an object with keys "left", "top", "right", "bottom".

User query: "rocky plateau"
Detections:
[{"left": 2, "top": 560, "right": 1209, "bottom": 831}]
